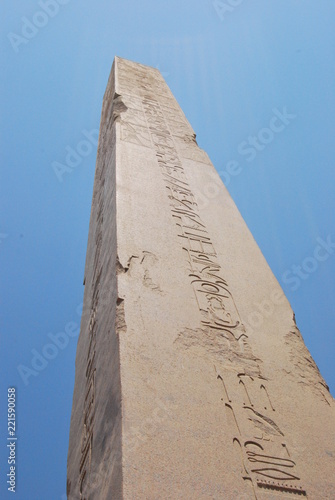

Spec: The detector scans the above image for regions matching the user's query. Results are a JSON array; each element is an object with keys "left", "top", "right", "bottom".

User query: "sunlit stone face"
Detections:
[{"left": 67, "top": 57, "right": 335, "bottom": 500}]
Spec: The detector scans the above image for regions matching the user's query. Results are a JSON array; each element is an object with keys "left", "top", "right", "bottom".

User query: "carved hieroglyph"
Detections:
[{"left": 67, "top": 57, "right": 335, "bottom": 499}]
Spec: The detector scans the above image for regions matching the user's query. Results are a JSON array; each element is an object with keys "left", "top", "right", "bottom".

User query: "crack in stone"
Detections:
[
  {"left": 116, "top": 297, "right": 126, "bottom": 334},
  {"left": 112, "top": 93, "right": 128, "bottom": 123},
  {"left": 284, "top": 322, "right": 331, "bottom": 404},
  {"left": 116, "top": 255, "right": 139, "bottom": 274}
]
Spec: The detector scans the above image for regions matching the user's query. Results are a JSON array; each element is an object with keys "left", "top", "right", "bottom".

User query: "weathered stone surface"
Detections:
[{"left": 67, "top": 57, "right": 335, "bottom": 499}]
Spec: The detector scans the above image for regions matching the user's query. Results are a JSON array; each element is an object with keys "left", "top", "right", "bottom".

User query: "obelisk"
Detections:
[{"left": 67, "top": 57, "right": 335, "bottom": 499}]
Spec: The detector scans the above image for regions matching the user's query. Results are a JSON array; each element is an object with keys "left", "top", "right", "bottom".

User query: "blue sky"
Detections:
[{"left": 1, "top": 1, "right": 334, "bottom": 498}]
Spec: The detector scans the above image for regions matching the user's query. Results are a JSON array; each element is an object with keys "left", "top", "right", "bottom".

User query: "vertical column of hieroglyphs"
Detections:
[
  {"left": 115, "top": 58, "right": 308, "bottom": 498},
  {"left": 78, "top": 150, "right": 104, "bottom": 498},
  {"left": 76, "top": 66, "right": 117, "bottom": 499}
]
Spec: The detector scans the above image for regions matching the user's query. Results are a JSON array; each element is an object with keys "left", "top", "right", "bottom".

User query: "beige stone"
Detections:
[{"left": 67, "top": 57, "right": 335, "bottom": 499}]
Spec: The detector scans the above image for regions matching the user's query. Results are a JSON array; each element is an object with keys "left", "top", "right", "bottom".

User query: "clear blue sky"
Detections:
[{"left": 1, "top": 1, "right": 334, "bottom": 498}]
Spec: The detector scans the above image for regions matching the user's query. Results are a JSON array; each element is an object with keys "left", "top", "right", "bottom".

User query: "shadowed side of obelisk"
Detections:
[{"left": 67, "top": 61, "right": 123, "bottom": 500}]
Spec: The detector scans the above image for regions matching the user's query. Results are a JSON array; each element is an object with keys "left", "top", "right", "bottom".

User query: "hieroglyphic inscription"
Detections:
[
  {"left": 116, "top": 60, "right": 307, "bottom": 497},
  {"left": 79, "top": 156, "right": 106, "bottom": 499},
  {"left": 220, "top": 375, "right": 307, "bottom": 498}
]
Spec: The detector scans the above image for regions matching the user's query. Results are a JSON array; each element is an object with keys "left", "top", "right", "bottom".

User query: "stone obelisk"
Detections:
[{"left": 67, "top": 57, "right": 335, "bottom": 499}]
